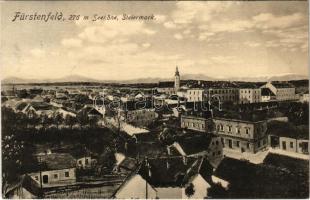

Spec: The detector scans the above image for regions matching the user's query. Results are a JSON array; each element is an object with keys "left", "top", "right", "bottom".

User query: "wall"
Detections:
[
  {"left": 276, "top": 88, "right": 296, "bottom": 101},
  {"left": 182, "top": 175, "right": 210, "bottom": 199},
  {"left": 181, "top": 116, "right": 210, "bottom": 132},
  {"left": 30, "top": 168, "right": 76, "bottom": 187},
  {"left": 214, "top": 119, "right": 267, "bottom": 140},
  {"left": 186, "top": 89, "right": 205, "bottom": 102},
  {"left": 156, "top": 187, "right": 182, "bottom": 199},
  {"left": 206, "top": 88, "right": 239, "bottom": 103},
  {"left": 297, "top": 139, "right": 309, "bottom": 154},
  {"left": 279, "top": 137, "right": 297, "bottom": 152},
  {"left": 77, "top": 156, "right": 92, "bottom": 169}
]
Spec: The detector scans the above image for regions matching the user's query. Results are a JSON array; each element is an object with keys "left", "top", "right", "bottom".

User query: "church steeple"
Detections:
[
  {"left": 174, "top": 66, "right": 180, "bottom": 92},
  {"left": 175, "top": 66, "right": 180, "bottom": 76}
]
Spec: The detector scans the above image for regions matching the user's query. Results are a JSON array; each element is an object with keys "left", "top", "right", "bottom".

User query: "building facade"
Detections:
[
  {"left": 181, "top": 115, "right": 212, "bottom": 132},
  {"left": 239, "top": 88, "right": 261, "bottom": 104},
  {"left": 205, "top": 88, "right": 239, "bottom": 103},
  {"left": 213, "top": 118, "right": 268, "bottom": 153},
  {"left": 186, "top": 89, "right": 205, "bottom": 102}
]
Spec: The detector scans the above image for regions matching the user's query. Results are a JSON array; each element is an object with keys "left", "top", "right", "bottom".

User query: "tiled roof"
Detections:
[
  {"left": 271, "top": 82, "right": 295, "bottom": 88},
  {"left": 5, "top": 175, "right": 41, "bottom": 197},
  {"left": 37, "top": 153, "right": 76, "bottom": 171},
  {"left": 138, "top": 156, "right": 213, "bottom": 187},
  {"left": 175, "top": 135, "right": 213, "bottom": 155}
]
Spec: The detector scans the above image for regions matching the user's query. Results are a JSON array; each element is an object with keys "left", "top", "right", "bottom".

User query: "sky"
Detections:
[{"left": 1, "top": 1, "right": 309, "bottom": 80}]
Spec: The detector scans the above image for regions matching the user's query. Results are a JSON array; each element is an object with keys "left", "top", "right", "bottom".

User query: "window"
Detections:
[
  {"left": 65, "top": 172, "right": 70, "bottom": 177},
  {"left": 212, "top": 152, "right": 215, "bottom": 156},
  {"left": 54, "top": 174, "right": 58, "bottom": 179},
  {"left": 43, "top": 175, "right": 48, "bottom": 184},
  {"left": 78, "top": 160, "right": 82, "bottom": 165},
  {"left": 236, "top": 141, "right": 240, "bottom": 147},
  {"left": 246, "top": 128, "right": 249, "bottom": 134},
  {"left": 220, "top": 124, "right": 224, "bottom": 131},
  {"left": 247, "top": 143, "right": 250, "bottom": 149},
  {"left": 236, "top": 127, "right": 241, "bottom": 134},
  {"left": 34, "top": 176, "right": 39, "bottom": 181},
  {"left": 228, "top": 126, "right": 232, "bottom": 132},
  {"left": 282, "top": 141, "right": 286, "bottom": 150},
  {"left": 217, "top": 151, "right": 221, "bottom": 155},
  {"left": 85, "top": 159, "right": 89, "bottom": 165},
  {"left": 216, "top": 141, "right": 219, "bottom": 145},
  {"left": 290, "top": 142, "right": 294, "bottom": 148}
]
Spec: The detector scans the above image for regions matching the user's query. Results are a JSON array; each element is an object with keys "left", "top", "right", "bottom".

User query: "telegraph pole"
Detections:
[{"left": 39, "top": 156, "right": 43, "bottom": 198}]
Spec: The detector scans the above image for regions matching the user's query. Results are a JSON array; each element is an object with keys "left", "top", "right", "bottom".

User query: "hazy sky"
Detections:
[{"left": 1, "top": 1, "right": 309, "bottom": 80}]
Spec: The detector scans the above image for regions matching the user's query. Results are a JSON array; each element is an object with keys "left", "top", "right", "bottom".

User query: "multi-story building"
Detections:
[
  {"left": 213, "top": 117, "right": 268, "bottom": 153},
  {"left": 239, "top": 87, "right": 261, "bottom": 104},
  {"left": 120, "top": 100, "right": 158, "bottom": 127},
  {"left": 181, "top": 112, "right": 212, "bottom": 132},
  {"left": 186, "top": 88, "right": 205, "bottom": 102},
  {"left": 205, "top": 88, "right": 239, "bottom": 103},
  {"left": 260, "top": 82, "right": 296, "bottom": 101}
]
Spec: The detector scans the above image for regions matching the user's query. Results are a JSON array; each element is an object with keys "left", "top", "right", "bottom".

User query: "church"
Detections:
[{"left": 157, "top": 66, "right": 181, "bottom": 95}]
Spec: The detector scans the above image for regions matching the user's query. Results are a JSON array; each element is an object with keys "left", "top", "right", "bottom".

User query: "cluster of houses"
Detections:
[{"left": 2, "top": 67, "right": 309, "bottom": 199}]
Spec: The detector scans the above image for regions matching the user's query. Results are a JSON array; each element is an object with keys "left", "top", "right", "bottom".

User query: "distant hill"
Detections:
[{"left": 2, "top": 73, "right": 308, "bottom": 84}]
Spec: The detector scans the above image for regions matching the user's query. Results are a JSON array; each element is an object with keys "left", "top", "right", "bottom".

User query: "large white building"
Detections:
[
  {"left": 239, "top": 87, "right": 261, "bottom": 104},
  {"left": 260, "top": 82, "right": 296, "bottom": 101}
]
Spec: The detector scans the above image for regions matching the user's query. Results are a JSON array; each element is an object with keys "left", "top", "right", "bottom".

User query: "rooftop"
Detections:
[{"left": 36, "top": 153, "right": 76, "bottom": 171}]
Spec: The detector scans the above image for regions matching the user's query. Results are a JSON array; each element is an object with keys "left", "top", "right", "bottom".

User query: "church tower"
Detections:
[{"left": 174, "top": 66, "right": 180, "bottom": 92}]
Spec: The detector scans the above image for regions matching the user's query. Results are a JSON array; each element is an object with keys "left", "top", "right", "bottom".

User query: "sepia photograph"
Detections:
[{"left": 1, "top": 0, "right": 309, "bottom": 199}]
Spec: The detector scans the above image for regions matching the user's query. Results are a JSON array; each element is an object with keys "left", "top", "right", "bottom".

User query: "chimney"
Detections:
[{"left": 167, "top": 146, "right": 171, "bottom": 155}]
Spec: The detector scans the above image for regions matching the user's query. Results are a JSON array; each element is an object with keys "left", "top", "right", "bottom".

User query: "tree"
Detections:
[
  {"left": 77, "top": 111, "right": 89, "bottom": 128},
  {"left": 40, "top": 114, "right": 52, "bottom": 130},
  {"left": 97, "top": 147, "right": 116, "bottom": 174},
  {"left": 89, "top": 117, "right": 99, "bottom": 128},
  {"left": 53, "top": 112, "right": 64, "bottom": 129},
  {"left": 65, "top": 115, "right": 77, "bottom": 129},
  {"left": 185, "top": 183, "right": 195, "bottom": 198},
  {"left": 28, "top": 112, "right": 39, "bottom": 129}
]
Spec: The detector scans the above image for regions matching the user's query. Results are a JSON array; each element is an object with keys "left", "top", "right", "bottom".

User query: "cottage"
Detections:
[
  {"left": 4, "top": 175, "right": 41, "bottom": 199},
  {"left": 29, "top": 153, "right": 77, "bottom": 187},
  {"left": 113, "top": 156, "right": 214, "bottom": 199},
  {"left": 268, "top": 121, "right": 309, "bottom": 155}
]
